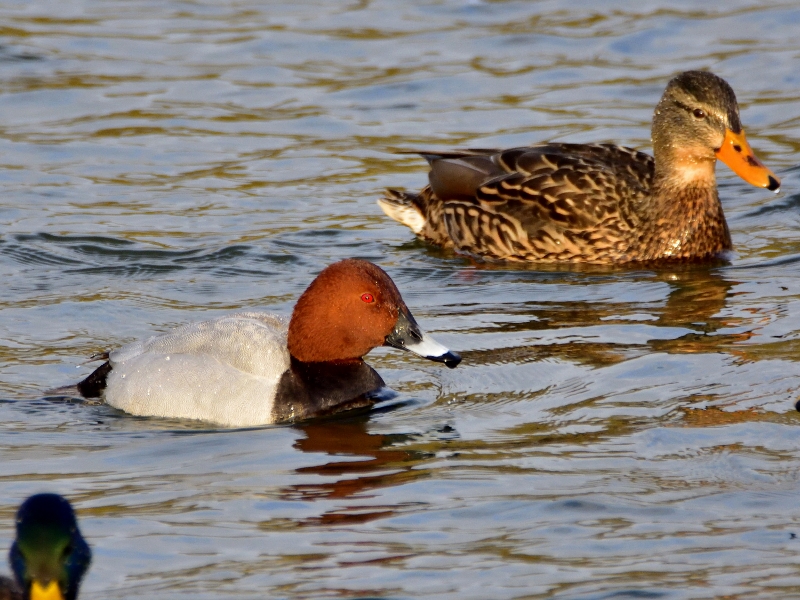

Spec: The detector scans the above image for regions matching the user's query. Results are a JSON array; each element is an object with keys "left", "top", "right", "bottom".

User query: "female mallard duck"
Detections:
[
  {"left": 378, "top": 71, "right": 780, "bottom": 264},
  {"left": 0, "top": 494, "right": 91, "bottom": 600}
]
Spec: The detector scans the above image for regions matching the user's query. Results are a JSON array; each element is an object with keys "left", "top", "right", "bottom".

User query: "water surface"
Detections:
[{"left": 2, "top": 1, "right": 800, "bottom": 597}]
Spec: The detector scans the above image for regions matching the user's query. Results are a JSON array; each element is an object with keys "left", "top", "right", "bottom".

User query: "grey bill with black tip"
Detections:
[{"left": 384, "top": 308, "right": 461, "bottom": 368}]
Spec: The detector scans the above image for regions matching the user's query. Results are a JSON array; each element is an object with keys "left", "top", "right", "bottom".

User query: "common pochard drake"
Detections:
[
  {"left": 0, "top": 494, "right": 91, "bottom": 600},
  {"left": 379, "top": 71, "right": 780, "bottom": 264},
  {"left": 74, "top": 259, "right": 460, "bottom": 427}
]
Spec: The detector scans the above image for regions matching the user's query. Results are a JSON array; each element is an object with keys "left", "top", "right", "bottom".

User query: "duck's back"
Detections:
[
  {"left": 105, "top": 312, "right": 291, "bottom": 427},
  {"left": 382, "top": 143, "right": 657, "bottom": 263}
]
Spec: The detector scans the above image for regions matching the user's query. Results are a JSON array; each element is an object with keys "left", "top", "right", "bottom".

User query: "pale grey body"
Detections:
[{"left": 106, "top": 312, "right": 290, "bottom": 427}]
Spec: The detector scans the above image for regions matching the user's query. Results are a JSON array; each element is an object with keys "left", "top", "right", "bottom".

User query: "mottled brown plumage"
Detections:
[{"left": 379, "top": 71, "right": 780, "bottom": 264}]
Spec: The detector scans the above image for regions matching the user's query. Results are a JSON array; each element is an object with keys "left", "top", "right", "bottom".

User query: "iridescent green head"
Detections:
[{"left": 8, "top": 494, "right": 91, "bottom": 600}]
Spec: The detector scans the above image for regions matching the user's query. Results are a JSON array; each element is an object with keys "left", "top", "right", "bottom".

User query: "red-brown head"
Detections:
[{"left": 287, "top": 259, "right": 460, "bottom": 368}]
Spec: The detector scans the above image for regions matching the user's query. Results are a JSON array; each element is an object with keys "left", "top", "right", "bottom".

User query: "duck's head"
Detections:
[
  {"left": 652, "top": 70, "right": 779, "bottom": 192},
  {"left": 9, "top": 494, "right": 91, "bottom": 600},
  {"left": 287, "top": 259, "right": 461, "bottom": 368}
]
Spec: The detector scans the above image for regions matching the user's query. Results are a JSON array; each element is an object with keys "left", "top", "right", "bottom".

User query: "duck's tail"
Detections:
[
  {"left": 378, "top": 187, "right": 453, "bottom": 248},
  {"left": 76, "top": 360, "right": 111, "bottom": 398},
  {"left": 43, "top": 353, "right": 111, "bottom": 400},
  {"left": 377, "top": 189, "right": 427, "bottom": 235}
]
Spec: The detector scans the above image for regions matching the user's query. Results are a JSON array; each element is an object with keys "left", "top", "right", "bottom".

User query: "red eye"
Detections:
[{"left": 361, "top": 293, "right": 374, "bottom": 303}]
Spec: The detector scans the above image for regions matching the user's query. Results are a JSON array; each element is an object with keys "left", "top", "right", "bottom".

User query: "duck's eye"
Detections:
[
  {"left": 361, "top": 293, "right": 374, "bottom": 303},
  {"left": 692, "top": 108, "right": 706, "bottom": 119}
]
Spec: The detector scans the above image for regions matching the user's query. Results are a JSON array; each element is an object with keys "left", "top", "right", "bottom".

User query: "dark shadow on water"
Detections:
[{"left": 0, "top": 44, "right": 42, "bottom": 62}]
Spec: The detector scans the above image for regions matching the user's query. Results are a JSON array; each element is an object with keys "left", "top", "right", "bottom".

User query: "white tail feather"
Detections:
[{"left": 377, "top": 198, "right": 426, "bottom": 234}]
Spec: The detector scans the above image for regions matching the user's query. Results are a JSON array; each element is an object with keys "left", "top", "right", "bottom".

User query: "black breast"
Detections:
[{"left": 271, "top": 359, "right": 386, "bottom": 423}]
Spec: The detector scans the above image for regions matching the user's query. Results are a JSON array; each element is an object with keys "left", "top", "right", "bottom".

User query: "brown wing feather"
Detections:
[{"left": 432, "top": 144, "right": 655, "bottom": 262}]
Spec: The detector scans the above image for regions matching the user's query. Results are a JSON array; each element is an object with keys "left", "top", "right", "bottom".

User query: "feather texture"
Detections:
[{"left": 379, "top": 72, "right": 779, "bottom": 264}]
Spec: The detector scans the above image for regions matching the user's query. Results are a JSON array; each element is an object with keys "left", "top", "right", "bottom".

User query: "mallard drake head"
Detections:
[
  {"left": 9, "top": 494, "right": 91, "bottom": 600},
  {"left": 651, "top": 70, "right": 779, "bottom": 192}
]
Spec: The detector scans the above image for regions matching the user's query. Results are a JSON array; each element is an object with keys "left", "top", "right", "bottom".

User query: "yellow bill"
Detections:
[{"left": 31, "top": 580, "right": 63, "bottom": 600}]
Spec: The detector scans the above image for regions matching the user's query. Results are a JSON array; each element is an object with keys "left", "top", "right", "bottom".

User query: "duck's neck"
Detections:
[{"left": 638, "top": 157, "right": 732, "bottom": 261}]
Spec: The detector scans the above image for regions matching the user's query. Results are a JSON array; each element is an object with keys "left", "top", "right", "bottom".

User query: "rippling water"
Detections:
[{"left": 3, "top": 1, "right": 800, "bottom": 597}]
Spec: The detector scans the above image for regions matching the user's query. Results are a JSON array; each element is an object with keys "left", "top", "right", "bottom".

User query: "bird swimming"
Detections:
[
  {"left": 70, "top": 259, "right": 460, "bottom": 427},
  {"left": 379, "top": 71, "right": 780, "bottom": 264}
]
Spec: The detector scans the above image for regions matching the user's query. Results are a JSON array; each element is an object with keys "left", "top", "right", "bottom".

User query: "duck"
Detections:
[
  {"left": 73, "top": 259, "right": 461, "bottom": 427},
  {"left": 378, "top": 70, "right": 780, "bottom": 264},
  {"left": 0, "top": 494, "right": 91, "bottom": 600}
]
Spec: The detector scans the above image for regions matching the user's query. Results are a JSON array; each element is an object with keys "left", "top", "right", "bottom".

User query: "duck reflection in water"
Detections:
[
  {"left": 651, "top": 266, "right": 751, "bottom": 354},
  {"left": 281, "top": 415, "right": 447, "bottom": 526},
  {"left": 463, "top": 265, "right": 742, "bottom": 369}
]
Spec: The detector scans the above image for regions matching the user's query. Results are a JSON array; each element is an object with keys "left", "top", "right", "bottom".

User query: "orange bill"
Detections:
[{"left": 715, "top": 128, "right": 780, "bottom": 191}]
